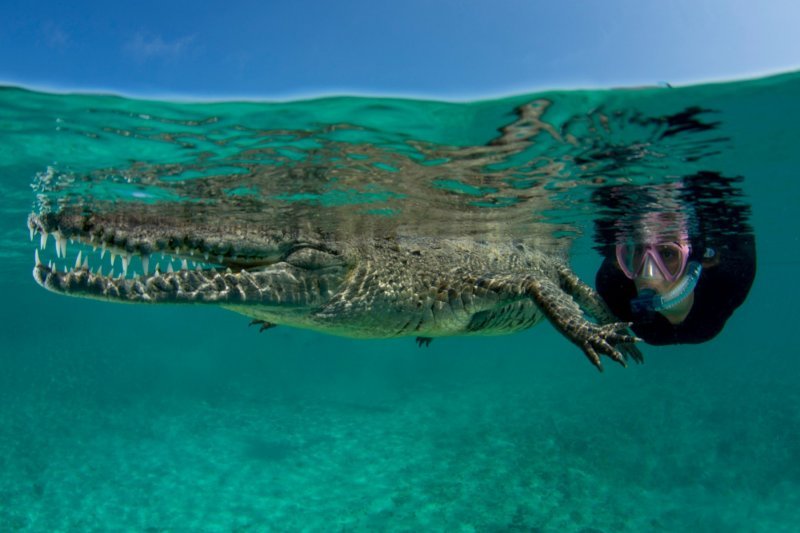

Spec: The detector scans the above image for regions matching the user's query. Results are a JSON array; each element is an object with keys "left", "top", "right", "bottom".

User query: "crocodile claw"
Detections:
[
  {"left": 416, "top": 336, "right": 433, "bottom": 347},
  {"left": 578, "top": 322, "right": 641, "bottom": 372},
  {"left": 619, "top": 341, "right": 644, "bottom": 365},
  {"left": 248, "top": 319, "right": 277, "bottom": 333}
]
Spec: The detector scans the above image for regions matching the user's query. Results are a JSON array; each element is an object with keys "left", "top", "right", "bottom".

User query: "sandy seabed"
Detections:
[{"left": 1, "top": 326, "right": 798, "bottom": 532}]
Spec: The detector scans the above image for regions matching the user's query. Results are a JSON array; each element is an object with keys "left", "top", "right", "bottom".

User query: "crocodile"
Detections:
[
  {"left": 26, "top": 101, "right": 642, "bottom": 371},
  {"left": 28, "top": 207, "right": 641, "bottom": 370}
]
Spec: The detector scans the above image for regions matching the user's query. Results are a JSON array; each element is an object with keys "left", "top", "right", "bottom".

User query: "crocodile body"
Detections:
[{"left": 28, "top": 209, "right": 641, "bottom": 370}]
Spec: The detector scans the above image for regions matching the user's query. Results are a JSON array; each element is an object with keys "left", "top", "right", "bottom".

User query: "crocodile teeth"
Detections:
[
  {"left": 31, "top": 225, "right": 234, "bottom": 283},
  {"left": 59, "top": 233, "right": 68, "bottom": 258},
  {"left": 29, "top": 225, "right": 35, "bottom": 241},
  {"left": 54, "top": 231, "right": 63, "bottom": 258}
]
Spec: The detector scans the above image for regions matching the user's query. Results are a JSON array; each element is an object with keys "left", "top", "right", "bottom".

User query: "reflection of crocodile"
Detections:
[{"left": 26, "top": 101, "right": 642, "bottom": 371}]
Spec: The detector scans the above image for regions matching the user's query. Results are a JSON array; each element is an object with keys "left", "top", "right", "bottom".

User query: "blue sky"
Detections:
[{"left": 1, "top": 0, "right": 797, "bottom": 99}]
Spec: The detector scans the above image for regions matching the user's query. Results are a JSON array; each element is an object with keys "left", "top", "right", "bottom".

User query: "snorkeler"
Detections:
[{"left": 593, "top": 174, "right": 756, "bottom": 345}]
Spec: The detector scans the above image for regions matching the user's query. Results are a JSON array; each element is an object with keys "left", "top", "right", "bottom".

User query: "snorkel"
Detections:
[{"left": 631, "top": 261, "right": 702, "bottom": 313}]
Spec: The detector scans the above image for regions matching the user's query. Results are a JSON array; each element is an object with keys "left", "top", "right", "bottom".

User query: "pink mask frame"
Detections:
[{"left": 615, "top": 241, "right": 691, "bottom": 282}]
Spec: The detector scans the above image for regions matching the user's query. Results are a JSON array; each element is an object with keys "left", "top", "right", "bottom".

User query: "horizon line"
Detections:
[{"left": 1, "top": 66, "right": 798, "bottom": 104}]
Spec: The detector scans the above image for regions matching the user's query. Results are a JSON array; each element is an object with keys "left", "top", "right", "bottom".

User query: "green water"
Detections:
[{"left": 1, "top": 72, "right": 799, "bottom": 531}]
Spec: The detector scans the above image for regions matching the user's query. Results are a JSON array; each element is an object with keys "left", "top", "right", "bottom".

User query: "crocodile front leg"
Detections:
[
  {"left": 525, "top": 275, "right": 639, "bottom": 371},
  {"left": 555, "top": 264, "right": 644, "bottom": 364}
]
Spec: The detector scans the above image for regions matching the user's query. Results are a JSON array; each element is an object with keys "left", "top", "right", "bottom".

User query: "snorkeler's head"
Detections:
[
  {"left": 596, "top": 233, "right": 755, "bottom": 345},
  {"left": 593, "top": 172, "right": 756, "bottom": 345}
]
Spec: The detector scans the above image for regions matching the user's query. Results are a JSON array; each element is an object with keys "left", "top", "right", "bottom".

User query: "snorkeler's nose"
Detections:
[{"left": 640, "top": 254, "right": 664, "bottom": 280}]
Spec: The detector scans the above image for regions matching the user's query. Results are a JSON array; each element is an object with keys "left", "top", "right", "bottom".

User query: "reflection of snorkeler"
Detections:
[{"left": 594, "top": 173, "right": 756, "bottom": 345}]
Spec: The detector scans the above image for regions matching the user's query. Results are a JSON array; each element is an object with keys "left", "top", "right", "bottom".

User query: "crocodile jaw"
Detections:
[
  {"left": 32, "top": 260, "right": 315, "bottom": 304},
  {"left": 28, "top": 210, "right": 345, "bottom": 306}
]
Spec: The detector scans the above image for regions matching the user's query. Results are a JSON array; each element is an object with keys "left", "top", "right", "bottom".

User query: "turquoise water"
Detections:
[{"left": 1, "top": 73, "right": 799, "bottom": 531}]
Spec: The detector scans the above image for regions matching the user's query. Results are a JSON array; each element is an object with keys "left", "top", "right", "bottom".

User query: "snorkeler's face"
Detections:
[
  {"left": 633, "top": 264, "right": 695, "bottom": 324},
  {"left": 627, "top": 235, "right": 696, "bottom": 324}
]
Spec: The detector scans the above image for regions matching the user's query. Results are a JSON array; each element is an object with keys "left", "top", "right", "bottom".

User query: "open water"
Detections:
[{"left": 0, "top": 72, "right": 798, "bottom": 531}]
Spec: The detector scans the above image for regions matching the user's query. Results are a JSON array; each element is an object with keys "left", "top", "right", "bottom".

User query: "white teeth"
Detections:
[
  {"left": 95, "top": 266, "right": 102, "bottom": 276},
  {"left": 29, "top": 226, "right": 35, "bottom": 241},
  {"left": 141, "top": 254, "right": 150, "bottom": 276},
  {"left": 75, "top": 250, "right": 83, "bottom": 269},
  {"left": 226, "top": 267, "right": 232, "bottom": 274},
  {"left": 54, "top": 231, "right": 62, "bottom": 257},
  {"left": 35, "top": 249, "right": 41, "bottom": 265},
  {"left": 122, "top": 255, "right": 130, "bottom": 276},
  {"left": 204, "top": 252, "right": 209, "bottom": 261},
  {"left": 110, "top": 252, "right": 117, "bottom": 266},
  {"left": 40, "top": 231, "right": 48, "bottom": 250},
  {"left": 82, "top": 257, "right": 89, "bottom": 270},
  {"left": 181, "top": 259, "right": 188, "bottom": 270},
  {"left": 175, "top": 247, "right": 180, "bottom": 255},
  {"left": 167, "top": 263, "right": 174, "bottom": 273},
  {"left": 57, "top": 233, "right": 67, "bottom": 258},
  {"left": 100, "top": 244, "right": 107, "bottom": 259},
  {"left": 48, "top": 260, "right": 53, "bottom": 270}
]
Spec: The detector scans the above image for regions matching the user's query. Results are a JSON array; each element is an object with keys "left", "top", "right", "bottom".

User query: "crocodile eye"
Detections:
[{"left": 284, "top": 247, "right": 343, "bottom": 269}]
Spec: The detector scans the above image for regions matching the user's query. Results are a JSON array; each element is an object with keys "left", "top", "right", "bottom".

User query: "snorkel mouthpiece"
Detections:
[
  {"left": 631, "top": 289, "right": 659, "bottom": 314},
  {"left": 631, "top": 261, "right": 703, "bottom": 314}
]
